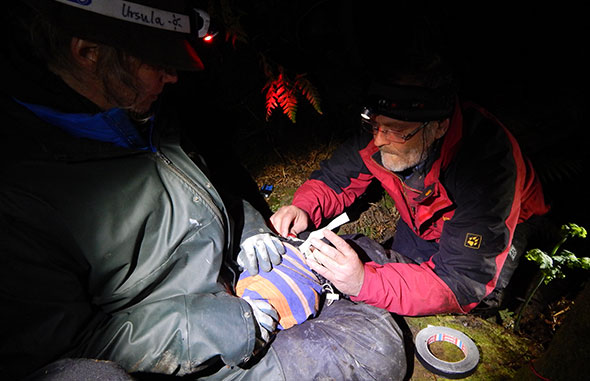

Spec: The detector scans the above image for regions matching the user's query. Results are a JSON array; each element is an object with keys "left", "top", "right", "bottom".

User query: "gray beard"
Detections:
[{"left": 380, "top": 150, "right": 424, "bottom": 172}]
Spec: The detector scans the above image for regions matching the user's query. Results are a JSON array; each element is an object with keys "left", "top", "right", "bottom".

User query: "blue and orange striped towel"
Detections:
[{"left": 236, "top": 241, "right": 322, "bottom": 330}]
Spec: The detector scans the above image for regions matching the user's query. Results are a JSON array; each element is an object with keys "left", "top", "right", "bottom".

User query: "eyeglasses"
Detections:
[{"left": 361, "top": 118, "right": 429, "bottom": 144}]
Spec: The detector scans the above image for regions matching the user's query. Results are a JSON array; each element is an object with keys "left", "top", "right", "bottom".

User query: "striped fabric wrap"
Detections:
[{"left": 236, "top": 242, "right": 323, "bottom": 330}]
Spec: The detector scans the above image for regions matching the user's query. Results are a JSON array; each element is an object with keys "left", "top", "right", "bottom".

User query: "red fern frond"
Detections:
[
  {"left": 275, "top": 74, "right": 298, "bottom": 123},
  {"left": 284, "top": 87, "right": 299, "bottom": 123},
  {"left": 264, "top": 74, "right": 299, "bottom": 123},
  {"left": 295, "top": 74, "right": 323, "bottom": 115},
  {"left": 262, "top": 68, "right": 322, "bottom": 123},
  {"left": 264, "top": 79, "right": 279, "bottom": 121}
]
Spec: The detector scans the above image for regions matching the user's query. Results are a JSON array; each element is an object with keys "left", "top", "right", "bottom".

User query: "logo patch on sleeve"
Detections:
[{"left": 464, "top": 233, "right": 482, "bottom": 249}]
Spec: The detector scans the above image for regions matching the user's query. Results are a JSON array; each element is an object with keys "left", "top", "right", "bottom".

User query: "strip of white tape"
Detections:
[
  {"left": 415, "top": 325, "right": 479, "bottom": 379},
  {"left": 299, "top": 212, "right": 350, "bottom": 259},
  {"left": 55, "top": 0, "right": 191, "bottom": 33}
]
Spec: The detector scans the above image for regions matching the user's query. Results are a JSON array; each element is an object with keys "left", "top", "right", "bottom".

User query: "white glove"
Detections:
[
  {"left": 238, "top": 233, "right": 284, "bottom": 275},
  {"left": 244, "top": 297, "right": 278, "bottom": 343}
]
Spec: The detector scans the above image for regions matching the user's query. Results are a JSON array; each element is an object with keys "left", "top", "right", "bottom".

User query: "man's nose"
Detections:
[
  {"left": 162, "top": 70, "right": 178, "bottom": 84},
  {"left": 373, "top": 128, "right": 389, "bottom": 146}
]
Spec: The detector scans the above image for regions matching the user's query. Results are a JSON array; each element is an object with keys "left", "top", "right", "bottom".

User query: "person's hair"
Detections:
[{"left": 27, "top": 12, "right": 143, "bottom": 108}]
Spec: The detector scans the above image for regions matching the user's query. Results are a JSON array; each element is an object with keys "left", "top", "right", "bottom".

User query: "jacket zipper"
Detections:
[
  {"left": 155, "top": 151, "right": 237, "bottom": 283},
  {"left": 154, "top": 151, "right": 225, "bottom": 225},
  {"left": 370, "top": 156, "right": 421, "bottom": 232}
]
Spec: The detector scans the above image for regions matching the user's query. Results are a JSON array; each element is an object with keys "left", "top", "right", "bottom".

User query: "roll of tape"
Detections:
[{"left": 415, "top": 325, "right": 479, "bottom": 379}]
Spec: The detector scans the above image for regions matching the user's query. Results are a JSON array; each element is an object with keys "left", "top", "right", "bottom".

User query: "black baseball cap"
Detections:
[
  {"left": 364, "top": 82, "right": 455, "bottom": 122},
  {"left": 20, "top": 0, "right": 215, "bottom": 71}
]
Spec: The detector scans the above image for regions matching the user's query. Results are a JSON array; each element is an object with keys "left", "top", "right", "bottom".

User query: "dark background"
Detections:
[{"left": 170, "top": 0, "right": 588, "bottom": 252}]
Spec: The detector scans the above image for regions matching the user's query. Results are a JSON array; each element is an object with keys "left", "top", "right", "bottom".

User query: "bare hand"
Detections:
[
  {"left": 305, "top": 230, "right": 364, "bottom": 296},
  {"left": 269, "top": 205, "right": 311, "bottom": 238}
]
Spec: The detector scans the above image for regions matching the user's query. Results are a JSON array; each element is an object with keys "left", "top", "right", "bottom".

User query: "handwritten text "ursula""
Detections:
[{"left": 120, "top": 2, "right": 183, "bottom": 31}]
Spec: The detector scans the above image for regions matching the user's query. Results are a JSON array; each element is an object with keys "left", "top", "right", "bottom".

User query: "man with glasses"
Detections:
[{"left": 270, "top": 56, "right": 550, "bottom": 317}]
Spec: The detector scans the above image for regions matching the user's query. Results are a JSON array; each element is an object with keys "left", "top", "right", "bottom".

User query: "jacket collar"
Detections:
[
  {"left": 15, "top": 99, "right": 156, "bottom": 152},
  {"left": 424, "top": 98, "right": 463, "bottom": 185}
]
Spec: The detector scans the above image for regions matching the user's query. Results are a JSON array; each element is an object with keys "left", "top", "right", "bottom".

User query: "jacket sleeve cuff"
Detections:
[
  {"left": 350, "top": 262, "right": 465, "bottom": 316},
  {"left": 350, "top": 264, "right": 379, "bottom": 303},
  {"left": 239, "top": 200, "right": 272, "bottom": 241},
  {"left": 186, "top": 293, "right": 257, "bottom": 367}
]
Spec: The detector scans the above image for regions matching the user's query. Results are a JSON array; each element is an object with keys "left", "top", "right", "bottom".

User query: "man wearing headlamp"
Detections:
[{"left": 271, "top": 56, "right": 550, "bottom": 316}]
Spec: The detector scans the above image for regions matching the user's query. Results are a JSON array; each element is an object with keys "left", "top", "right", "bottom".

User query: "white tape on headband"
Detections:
[
  {"left": 54, "top": 0, "right": 191, "bottom": 33},
  {"left": 415, "top": 325, "right": 479, "bottom": 379}
]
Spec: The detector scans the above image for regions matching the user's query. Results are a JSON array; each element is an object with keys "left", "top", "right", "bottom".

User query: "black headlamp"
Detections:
[
  {"left": 193, "top": 8, "right": 218, "bottom": 41},
  {"left": 363, "top": 83, "right": 455, "bottom": 122}
]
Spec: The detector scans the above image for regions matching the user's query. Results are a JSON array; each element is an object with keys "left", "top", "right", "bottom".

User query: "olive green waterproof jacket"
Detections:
[{"left": 0, "top": 91, "right": 267, "bottom": 379}]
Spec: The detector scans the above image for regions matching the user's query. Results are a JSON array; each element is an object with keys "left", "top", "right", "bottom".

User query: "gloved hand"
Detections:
[
  {"left": 238, "top": 233, "right": 284, "bottom": 275},
  {"left": 244, "top": 297, "right": 279, "bottom": 343}
]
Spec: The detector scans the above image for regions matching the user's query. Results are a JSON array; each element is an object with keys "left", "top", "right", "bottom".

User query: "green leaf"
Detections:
[
  {"left": 525, "top": 248, "right": 553, "bottom": 269},
  {"left": 560, "top": 223, "right": 587, "bottom": 240}
]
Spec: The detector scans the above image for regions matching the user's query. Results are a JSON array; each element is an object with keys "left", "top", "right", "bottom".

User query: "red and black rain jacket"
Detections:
[{"left": 292, "top": 101, "right": 549, "bottom": 315}]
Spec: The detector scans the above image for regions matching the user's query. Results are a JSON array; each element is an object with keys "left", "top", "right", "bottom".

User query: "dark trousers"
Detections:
[
  {"left": 270, "top": 298, "right": 407, "bottom": 380},
  {"left": 27, "top": 300, "right": 407, "bottom": 381}
]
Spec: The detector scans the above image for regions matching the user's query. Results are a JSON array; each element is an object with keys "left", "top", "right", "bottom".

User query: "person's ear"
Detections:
[
  {"left": 70, "top": 37, "right": 99, "bottom": 70},
  {"left": 434, "top": 119, "right": 450, "bottom": 139}
]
